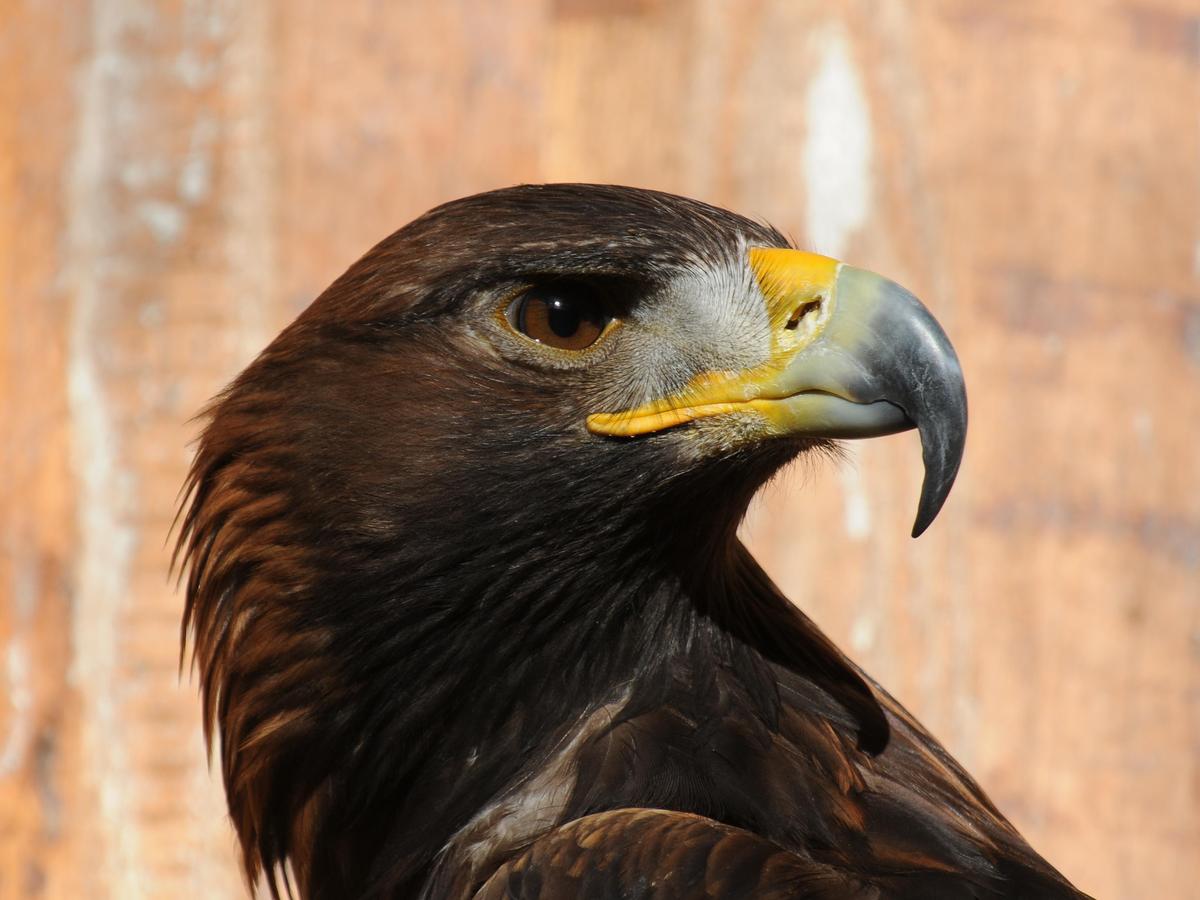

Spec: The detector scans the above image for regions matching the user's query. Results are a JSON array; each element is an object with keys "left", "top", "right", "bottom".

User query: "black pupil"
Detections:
[{"left": 546, "top": 296, "right": 584, "bottom": 337}]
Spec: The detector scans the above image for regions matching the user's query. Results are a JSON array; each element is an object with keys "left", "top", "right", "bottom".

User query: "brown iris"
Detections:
[{"left": 506, "top": 285, "right": 611, "bottom": 351}]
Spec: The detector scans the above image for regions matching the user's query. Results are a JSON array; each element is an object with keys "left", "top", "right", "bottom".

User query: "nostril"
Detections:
[{"left": 785, "top": 296, "right": 823, "bottom": 331}]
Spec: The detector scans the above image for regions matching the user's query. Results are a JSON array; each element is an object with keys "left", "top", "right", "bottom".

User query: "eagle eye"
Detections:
[{"left": 505, "top": 285, "right": 612, "bottom": 351}]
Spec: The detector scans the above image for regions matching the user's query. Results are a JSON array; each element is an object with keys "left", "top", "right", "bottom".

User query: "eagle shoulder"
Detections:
[{"left": 472, "top": 808, "right": 873, "bottom": 900}]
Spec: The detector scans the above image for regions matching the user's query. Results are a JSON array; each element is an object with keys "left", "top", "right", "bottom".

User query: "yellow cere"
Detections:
[
  {"left": 747, "top": 247, "right": 840, "bottom": 355},
  {"left": 586, "top": 248, "right": 844, "bottom": 438}
]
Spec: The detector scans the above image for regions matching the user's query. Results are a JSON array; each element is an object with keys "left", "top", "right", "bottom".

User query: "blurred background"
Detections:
[{"left": 2, "top": 0, "right": 1198, "bottom": 897}]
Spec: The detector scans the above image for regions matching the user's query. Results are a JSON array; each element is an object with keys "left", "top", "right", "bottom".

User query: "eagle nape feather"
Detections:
[{"left": 175, "top": 184, "right": 1089, "bottom": 899}]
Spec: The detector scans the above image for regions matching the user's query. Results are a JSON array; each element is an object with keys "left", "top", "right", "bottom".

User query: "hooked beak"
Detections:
[{"left": 587, "top": 248, "right": 967, "bottom": 537}]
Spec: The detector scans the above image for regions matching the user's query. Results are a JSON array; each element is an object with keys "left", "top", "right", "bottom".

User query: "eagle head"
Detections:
[{"left": 176, "top": 184, "right": 966, "bottom": 897}]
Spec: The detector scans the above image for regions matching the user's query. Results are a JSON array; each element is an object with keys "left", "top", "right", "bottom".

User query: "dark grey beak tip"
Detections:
[
  {"left": 910, "top": 375, "right": 968, "bottom": 538},
  {"left": 853, "top": 275, "right": 968, "bottom": 540}
]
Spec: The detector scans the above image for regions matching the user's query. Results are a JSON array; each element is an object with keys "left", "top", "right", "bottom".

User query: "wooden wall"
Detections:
[{"left": 2, "top": 1, "right": 1197, "bottom": 896}]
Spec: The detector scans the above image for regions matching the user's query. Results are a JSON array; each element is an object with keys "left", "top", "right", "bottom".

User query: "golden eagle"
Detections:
[{"left": 176, "top": 184, "right": 1087, "bottom": 899}]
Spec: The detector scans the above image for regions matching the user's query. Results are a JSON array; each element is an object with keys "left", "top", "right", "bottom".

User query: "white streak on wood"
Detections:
[
  {"left": 849, "top": 607, "right": 878, "bottom": 654},
  {"left": 838, "top": 454, "right": 872, "bottom": 541},
  {"left": 803, "top": 22, "right": 873, "bottom": 260},
  {"left": 0, "top": 552, "right": 36, "bottom": 776},
  {"left": 65, "top": 4, "right": 143, "bottom": 896},
  {"left": 0, "top": 638, "right": 32, "bottom": 777}
]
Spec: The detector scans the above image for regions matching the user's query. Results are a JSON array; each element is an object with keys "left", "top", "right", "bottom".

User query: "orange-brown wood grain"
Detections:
[
  {"left": 1, "top": 1, "right": 1196, "bottom": 897},
  {"left": 0, "top": 5, "right": 82, "bottom": 895}
]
